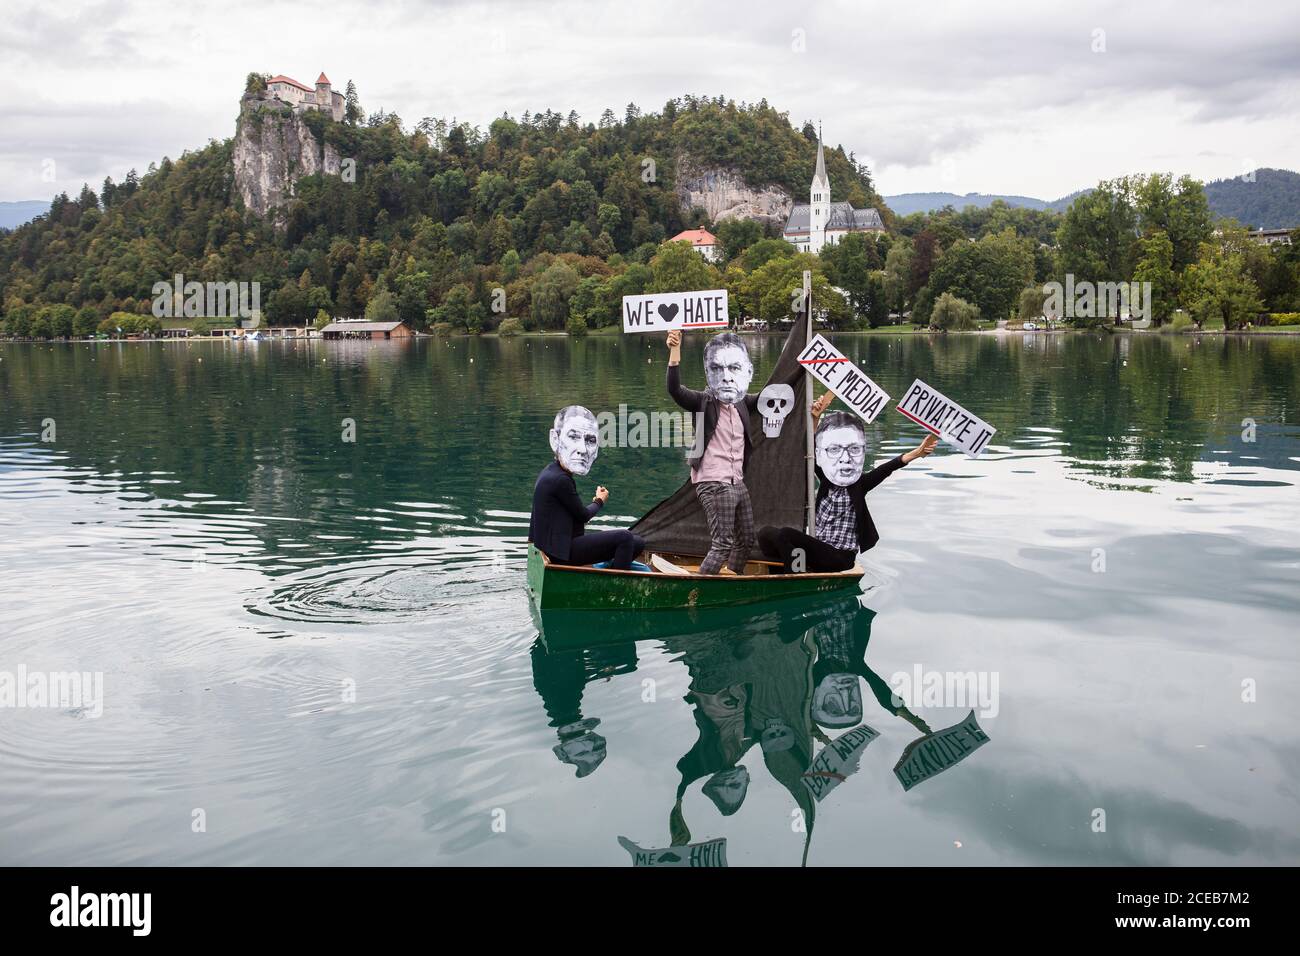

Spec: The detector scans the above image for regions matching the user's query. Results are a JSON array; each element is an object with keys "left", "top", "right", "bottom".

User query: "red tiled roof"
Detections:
[
  {"left": 317, "top": 73, "right": 330, "bottom": 85},
  {"left": 267, "top": 75, "right": 312, "bottom": 92},
  {"left": 670, "top": 228, "right": 717, "bottom": 247}
]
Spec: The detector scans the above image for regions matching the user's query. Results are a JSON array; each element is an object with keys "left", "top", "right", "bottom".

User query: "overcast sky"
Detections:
[{"left": 1, "top": 0, "right": 1297, "bottom": 204}]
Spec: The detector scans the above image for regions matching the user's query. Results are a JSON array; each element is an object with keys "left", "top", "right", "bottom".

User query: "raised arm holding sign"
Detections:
[
  {"left": 895, "top": 379, "right": 996, "bottom": 459},
  {"left": 796, "top": 334, "right": 890, "bottom": 424}
]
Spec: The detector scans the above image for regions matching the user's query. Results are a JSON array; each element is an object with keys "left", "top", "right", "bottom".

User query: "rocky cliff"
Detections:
[
  {"left": 232, "top": 95, "right": 341, "bottom": 221},
  {"left": 675, "top": 159, "right": 793, "bottom": 230}
]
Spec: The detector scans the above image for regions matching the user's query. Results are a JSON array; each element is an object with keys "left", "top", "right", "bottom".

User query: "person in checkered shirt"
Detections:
[{"left": 758, "top": 392, "right": 937, "bottom": 573}]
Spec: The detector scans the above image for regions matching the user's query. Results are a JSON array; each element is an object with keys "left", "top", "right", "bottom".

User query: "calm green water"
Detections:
[{"left": 1, "top": 332, "right": 1298, "bottom": 865}]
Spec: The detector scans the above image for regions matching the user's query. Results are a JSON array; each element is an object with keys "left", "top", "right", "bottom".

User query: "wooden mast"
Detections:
[{"left": 803, "top": 269, "right": 814, "bottom": 535}]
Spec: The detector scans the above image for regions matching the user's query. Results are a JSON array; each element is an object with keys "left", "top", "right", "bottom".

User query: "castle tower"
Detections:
[
  {"left": 315, "top": 72, "right": 332, "bottom": 110},
  {"left": 809, "top": 123, "right": 831, "bottom": 255}
]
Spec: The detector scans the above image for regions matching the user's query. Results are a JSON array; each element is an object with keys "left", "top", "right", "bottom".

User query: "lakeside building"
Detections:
[
  {"left": 320, "top": 320, "right": 412, "bottom": 340},
  {"left": 669, "top": 228, "right": 721, "bottom": 262},
  {"left": 782, "top": 127, "right": 885, "bottom": 255}
]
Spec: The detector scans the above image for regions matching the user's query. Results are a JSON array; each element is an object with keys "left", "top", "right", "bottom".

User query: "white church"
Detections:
[{"left": 782, "top": 128, "right": 885, "bottom": 254}]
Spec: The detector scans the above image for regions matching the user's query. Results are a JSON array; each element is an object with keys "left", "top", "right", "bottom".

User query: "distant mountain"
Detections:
[
  {"left": 1203, "top": 168, "right": 1300, "bottom": 230},
  {"left": 883, "top": 192, "right": 1052, "bottom": 215},
  {"left": 887, "top": 169, "right": 1300, "bottom": 228},
  {"left": 1044, "top": 189, "right": 1089, "bottom": 213},
  {"left": 0, "top": 201, "right": 49, "bottom": 230}
]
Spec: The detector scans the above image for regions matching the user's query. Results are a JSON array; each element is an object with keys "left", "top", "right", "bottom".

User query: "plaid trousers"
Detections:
[{"left": 695, "top": 480, "right": 755, "bottom": 575}]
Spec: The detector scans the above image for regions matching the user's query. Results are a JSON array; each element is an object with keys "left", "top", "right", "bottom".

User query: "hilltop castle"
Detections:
[
  {"left": 264, "top": 73, "right": 345, "bottom": 123},
  {"left": 782, "top": 127, "right": 884, "bottom": 255}
]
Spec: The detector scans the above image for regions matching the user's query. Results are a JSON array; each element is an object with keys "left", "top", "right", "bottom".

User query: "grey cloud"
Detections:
[{"left": 0, "top": 0, "right": 1296, "bottom": 200}]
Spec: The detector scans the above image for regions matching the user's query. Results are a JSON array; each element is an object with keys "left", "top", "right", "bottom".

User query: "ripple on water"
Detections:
[{"left": 245, "top": 550, "right": 523, "bottom": 625}]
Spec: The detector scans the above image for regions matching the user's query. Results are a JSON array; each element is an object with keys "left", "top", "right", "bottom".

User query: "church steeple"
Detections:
[
  {"left": 809, "top": 122, "right": 830, "bottom": 253},
  {"left": 813, "top": 123, "right": 829, "bottom": 191}
]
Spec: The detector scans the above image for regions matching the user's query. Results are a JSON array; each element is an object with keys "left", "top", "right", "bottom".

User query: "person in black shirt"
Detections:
[{"left": 528, "top": 405, "right": 645, "bottom": 569}]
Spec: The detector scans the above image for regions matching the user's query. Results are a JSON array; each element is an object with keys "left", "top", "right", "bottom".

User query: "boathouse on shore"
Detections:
[{"left": 320, "top": 320, "right": 413, "bottom": 340}]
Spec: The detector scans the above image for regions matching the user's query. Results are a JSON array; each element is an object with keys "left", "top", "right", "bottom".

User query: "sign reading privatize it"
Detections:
[
  {"left": 796, "top": 334, "right": 891, "bottom": 423},
  {"left": 893, "top": 710, "right": 990, "bottom": 792},
  {"left": 896, "top": 379, "right": 996, "bottom": 458},
  {"left": 622, "top": 290, "right": 729, "bottom": 333}
]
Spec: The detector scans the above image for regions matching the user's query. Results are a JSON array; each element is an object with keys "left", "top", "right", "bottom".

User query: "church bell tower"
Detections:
[{"left": 809, "top": 124, "right": 830, "bottom": 254}]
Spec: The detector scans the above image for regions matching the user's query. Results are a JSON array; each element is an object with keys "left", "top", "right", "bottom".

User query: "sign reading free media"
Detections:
[
  {"left": 796, "top": 334, "right": 891, "bottom": 424},
  {"left": 622, "top": 289, "right": 729, "bottom": 333},
  {"left": 896, "top": 379, "right": 997, "bottom": 459}
]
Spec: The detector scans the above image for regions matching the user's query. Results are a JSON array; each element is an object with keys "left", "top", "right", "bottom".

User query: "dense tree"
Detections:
[
  {"left": 738, "top": 253, "right": 849, "bottom": 328},
  {"left": 714, "top": 218, "right": 764, "bottom": 263},
  {"left": 1056, "top": 180, "right": 1138, "bottom": 287},
  {"left": 1183, "top": 238, "right": 1265, "bottom": 331},
  {"left": 883, "top": 239, "right": 913, "bottom": 315},
  {"left": 649, "top": 240, "right": 720, "bottom": 294},
  {"left": 740, "top": 238, "right": 795, "bottom": 273},
  {"left": 818, "top": 233, "right": 877, "bottom": 323},
  {"left": 930, "top": 292, "right": 980, "bottom": 331},
  {"left": 1132, "top": 230, "right": 1177, "bottom": 326},
  {"left": 531, "top": 260, "right": 581, "bottom": 329},
  {"left": 923, "top": 231, "right": 1034, "bottom": 323},
  {"left": 364, "top": 289, "right": 399, "bottom": 324}
]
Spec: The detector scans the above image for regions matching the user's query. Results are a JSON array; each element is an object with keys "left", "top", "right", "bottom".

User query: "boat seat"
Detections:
[{"left": 591, "top": 559, "right": 653, "bottom": 572}]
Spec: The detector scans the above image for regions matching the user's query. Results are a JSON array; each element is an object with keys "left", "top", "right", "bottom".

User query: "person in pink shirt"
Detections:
[{"left": 665, "top": 329, "right": 801, "bottom": 575}]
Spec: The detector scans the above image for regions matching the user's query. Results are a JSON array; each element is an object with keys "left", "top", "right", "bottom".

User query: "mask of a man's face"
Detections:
[
  {"left": 760, "top": 720, "right": 795, "bottom": 753},
  {"left": 816, "top": 425, "right": 867, "bottom": 486},
  {"left": 553, "top": 732, "right": 607, "bottom": 777},
  {"left": 705, "top": 343, "right": 753, "bottom": 405},
  {"left": 550, "top": 411, "right": 599, "bottom": 475},
  {"left": 812, "top": 673, "right": 862, "bottom": 728},
  {"left": 702, "top": 765, "right": 750, "bottom": 815}
]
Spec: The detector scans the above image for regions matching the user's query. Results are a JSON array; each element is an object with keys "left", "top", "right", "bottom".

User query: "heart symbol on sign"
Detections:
[{"left": 657, "top": 303, "right": 680, "bottom": 323}]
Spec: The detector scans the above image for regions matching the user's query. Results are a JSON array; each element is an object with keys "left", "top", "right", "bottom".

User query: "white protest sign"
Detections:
[
  {"left": 796, "top": 333, "right": 891, "bottom": 423},
  {"left": 802, "top": 723, "right": 879, "bottom": 802},
  {"left": 892, "top": 710, "right": 990, "bottom": 792},
  {"left": 895, "top": 379, "right": 996, "bottom": 459},
  {"left": 622, "top": 289, "right": 729, "bottom": 333},
  {"left": 616, "top": 836, "right": 727, "bottom": 867}
]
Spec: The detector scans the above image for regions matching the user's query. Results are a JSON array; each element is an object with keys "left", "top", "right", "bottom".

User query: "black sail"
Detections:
[{"left": 631, "top": 321, "right": 809, "bottom": 557}]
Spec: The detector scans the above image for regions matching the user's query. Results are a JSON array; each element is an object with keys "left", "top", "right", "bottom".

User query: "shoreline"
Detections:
[{"left": 4, "top": 326, "right": 1298, "bottom": 345}]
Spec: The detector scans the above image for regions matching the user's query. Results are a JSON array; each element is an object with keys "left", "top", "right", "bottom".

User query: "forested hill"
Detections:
[
  {"left": 0, "top": 92, "right": 885, "bottom": 327},
  {"left": 889, "top": 171, "right": 1300, "bottom": 226},
  {"left": 1203, "top": 168, "right": 1300, "bottom": 230}
]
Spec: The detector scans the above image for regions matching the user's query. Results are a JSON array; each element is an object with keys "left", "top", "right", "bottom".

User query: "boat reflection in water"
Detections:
[{"left": 529, "top": 591, "right": 992, "bottom": 866}]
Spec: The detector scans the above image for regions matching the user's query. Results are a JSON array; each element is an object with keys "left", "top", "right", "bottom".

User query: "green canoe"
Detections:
[{"left": 526, "top": 544, "right": 864, "bottom": 611}]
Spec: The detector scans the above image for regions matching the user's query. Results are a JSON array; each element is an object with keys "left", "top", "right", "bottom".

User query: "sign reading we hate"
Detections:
[{"left": 622, "top": 290, "right": 729, "bottom": 333}]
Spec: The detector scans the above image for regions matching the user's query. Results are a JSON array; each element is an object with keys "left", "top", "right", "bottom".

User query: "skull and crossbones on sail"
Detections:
[{"left": 757, "top": 384, "right": 795, "bottom": 438}]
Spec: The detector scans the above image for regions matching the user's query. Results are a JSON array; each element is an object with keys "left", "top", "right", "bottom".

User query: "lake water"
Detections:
[{"left": 1, "top": 332, "right": 1298, "bottom": 866}]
